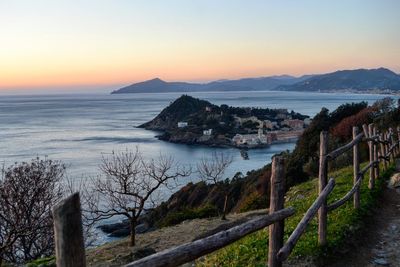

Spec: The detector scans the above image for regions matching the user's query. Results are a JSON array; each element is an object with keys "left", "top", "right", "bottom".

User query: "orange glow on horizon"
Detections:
[
  {"left": 1, "top": 1, "right": 399, "bottom": 90},
  {"left": 1, "top": 61, "right": 398, "bottom": 90}
]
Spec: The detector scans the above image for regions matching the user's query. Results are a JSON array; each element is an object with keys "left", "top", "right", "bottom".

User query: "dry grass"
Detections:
[{"left": 86, "top": 209, "right": 268, "bottom": 266}]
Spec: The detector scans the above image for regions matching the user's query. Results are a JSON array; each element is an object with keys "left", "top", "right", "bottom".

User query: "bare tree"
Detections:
[
  {"left": 85, "top": 147, "right": 191, "bottom": 247},
  {"left": 0, "top": 158, "right": 65, "bottom": 266},
  {"left": 197, "top": 151, "right": 233, "bottom": 220}
]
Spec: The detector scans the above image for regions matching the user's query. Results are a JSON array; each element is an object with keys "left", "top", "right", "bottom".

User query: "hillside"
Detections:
[
  {"left": 139, "top": 95, "right": 216, "bottom": 130},
  {"left": 278, "top": 68, "right": 400, "bottom": 92},
  {"left": 111, "top": 68, "right": 400, "bottom": 94},
  {"left": 200, "top": 163, "right": 396, "bottom": 266},
  {"left": 28, "top": 98, "right": 400, "bottom": 267},
  {"left": 111, "top": 75, "right": 310, "bottom": 94},
  {"left": 81, "top": 162, "right": 397, "bottom": 267},
  {"left": 139, "top": 95, "right": 309, "bottom": 148}
]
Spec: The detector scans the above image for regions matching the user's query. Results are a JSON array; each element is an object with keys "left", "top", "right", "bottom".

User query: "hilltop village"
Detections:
[{"left": 140, "top": 95, "right": 310, "bottom": 148}]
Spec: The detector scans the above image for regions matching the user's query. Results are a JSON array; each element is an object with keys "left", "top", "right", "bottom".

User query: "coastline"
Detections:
[
  {"left": 154, "top": 132, "right": 300, "bottom": 149},
  {"left": 113, "top": 89, "right": 400, "bottom": 96}
]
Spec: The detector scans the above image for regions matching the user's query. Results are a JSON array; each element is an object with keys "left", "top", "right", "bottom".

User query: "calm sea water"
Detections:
[
  {"left": 0, "top": 91, "right": 389, "bottom": 183},
  {"left": 0, "top": 90, "right": 389, "bottom": 243}
]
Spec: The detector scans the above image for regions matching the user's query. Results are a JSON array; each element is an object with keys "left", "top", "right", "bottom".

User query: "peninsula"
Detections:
[{"left": 139, "top": 95, "right": 310, "bottom": 148}]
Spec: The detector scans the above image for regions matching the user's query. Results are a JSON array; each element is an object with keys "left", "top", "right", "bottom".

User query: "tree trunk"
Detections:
[
  {"left": 130, "top": 217, "right": 136, "bottom": 247},
  {"left": 221, "top": 194, "right": 228, "bottom": 220}
]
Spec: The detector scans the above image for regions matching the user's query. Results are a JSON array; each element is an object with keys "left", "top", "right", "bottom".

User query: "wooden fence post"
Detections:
[
  {"left": 368, "top": 124, "right": 375, "bottom": 189},
  {"left": 353, "top": 127, "right": 360, "bottom": 209},
  {"left": 380, "top": 133, "right": 388, "bottom": 171},
  {"left": 268, "top": 156, "right": 286, "bottom": 267},
  {"left": 52, "top": 193, "right": 86, "bottom": 267},
  {"left": 385, "top": 132, "right": 390, "bottom": 164},
  {"left": 397, "top": 126, "right": 400, "bottom": 157},
  {"left": 390, "top": 131, "right": 393, "bottom": 160},
  {"left": 396, "top": 126, "right": 400, "bottom": 156},
  {"left": 392, "top": 128, "right": 398, "bottom": 157},
  {"left": 318, "top": 131, "right": 328, "bottom": 246},
  {"left": 390, "top": 128, "right": 396, "bottom": 161},
  {"left": 373, "top": 127, "right": 379, "bottom": 179}
]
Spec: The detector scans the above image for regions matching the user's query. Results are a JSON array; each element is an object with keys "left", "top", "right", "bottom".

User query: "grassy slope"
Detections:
[{"left": 199, "top": 162, "right": 396, "bottom": 266}]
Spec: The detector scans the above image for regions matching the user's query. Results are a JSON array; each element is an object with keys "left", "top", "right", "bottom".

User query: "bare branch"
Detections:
[
  {"left": 84, "top": 147, "right": 191, "bottom": 247},
  {"left": 197, "top": 151, "right": 233, "bottom": 184}
]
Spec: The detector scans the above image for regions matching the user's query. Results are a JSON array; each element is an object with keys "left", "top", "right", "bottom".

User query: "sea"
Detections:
[
  {"left": 0, "top": 91, "right": 390, "bottom": 243},
  {"left": 0, "top": 90, "right": 390, "bottom": 183}
]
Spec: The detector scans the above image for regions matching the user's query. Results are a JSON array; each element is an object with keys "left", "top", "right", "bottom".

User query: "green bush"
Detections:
[
  {"left": 25, "top": 256, "right": 56, "bottom": 267},
  {"left": 237, "top": 192, "right": 268, "bottom": 213},
  {"left": 158, "top": 204, "right": 219, "bottom": 227}
]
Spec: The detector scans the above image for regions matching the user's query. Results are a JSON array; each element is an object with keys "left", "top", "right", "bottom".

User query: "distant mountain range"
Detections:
[{"left": 111, "top": 68, "right": 400, "bottom": 94}]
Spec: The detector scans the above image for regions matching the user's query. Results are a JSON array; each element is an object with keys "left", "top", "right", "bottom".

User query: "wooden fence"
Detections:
[{"left": 52, "top": 124, "right": 400, "bottom": 267}]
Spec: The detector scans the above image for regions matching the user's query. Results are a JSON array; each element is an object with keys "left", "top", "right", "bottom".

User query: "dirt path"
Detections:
[{"left": 327, "top": 176, "right": 400, "bottom": 267}]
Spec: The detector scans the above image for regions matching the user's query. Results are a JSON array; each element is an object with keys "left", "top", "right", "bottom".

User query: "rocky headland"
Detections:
[{"left": 139, "top": 95, "right": 310, "bottom": 148}]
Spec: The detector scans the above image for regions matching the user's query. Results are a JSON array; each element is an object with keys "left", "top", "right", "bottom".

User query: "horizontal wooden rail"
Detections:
[
  {"left": 364, "top": 135, "right": 380, "bottom": 142},
  {"left": 328, "top": 178, "right": 362, "bottom": 211},
  {"left": 376, "top": 139, "right": 390, "bottom": 145},
  {"left": 360, "top": 160, "right": 378, "bottom": 177},
  {"left": 327, "top": 160, "right": 376, "bottom": 211},
  {"left": 379, "top": 156, "right": 390, "bottom": 161},
  {"left": 125, "top": 208, "right": 295, "bottom": 267},
  {"left": 388, "top": 143, "right": 398, "bottom": 153},
  {"left": 327, "top": 133, "right": 364, "bottom": 160},
  {"left": 277, "top": 178, "right": 335, "bottom": 261}
]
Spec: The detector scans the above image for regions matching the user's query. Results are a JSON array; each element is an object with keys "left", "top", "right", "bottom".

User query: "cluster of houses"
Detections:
[
  {"left": 232, "top": 129, "right": 304, "bottom": 147},
  {"left": 233, "top": 114, "right": 311, "bottom": 131},
  {"left": 175, "top": 106, "right": 311, "bottom": 148},
  {"left": 177, "top": 120, "right": 212, "bottom": 136},
  {"left": 231, "top": 112, "right": 311, "bottom": 147}
]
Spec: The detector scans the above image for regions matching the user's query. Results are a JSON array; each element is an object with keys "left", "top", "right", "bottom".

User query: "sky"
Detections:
[{"left": 0, "top": 0, "right": 399, "bottom": 92}]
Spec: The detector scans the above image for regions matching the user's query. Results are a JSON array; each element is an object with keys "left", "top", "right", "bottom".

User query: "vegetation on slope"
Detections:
[
  {"left": 143, "top": 97, "right": 399, "bottom": 230},
  {"left": 26, "top": 97, "right": 398, "bottom": 266},
  {"left": 198, "top": 163, "right": 396, "bottom": 266}
]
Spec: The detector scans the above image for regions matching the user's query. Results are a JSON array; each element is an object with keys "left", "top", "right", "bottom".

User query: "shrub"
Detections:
[
  {"left": 26, "top": 257, "right": 56, "bottom": 267},
  {"left": 237, "top": 192, "right": 268, "bottom": 213},
  {"left": 158, "top": 204, "right": 219, "bottom": 227}
]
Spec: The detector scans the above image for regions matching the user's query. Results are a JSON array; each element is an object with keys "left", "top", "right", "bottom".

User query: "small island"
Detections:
[{"left": 140, "top": 95, "right": 311, "bottom": 148}]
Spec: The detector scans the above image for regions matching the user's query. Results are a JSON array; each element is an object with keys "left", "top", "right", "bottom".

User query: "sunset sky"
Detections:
[{"left": 1, "top": 0, "right": 399, "bottom": 91}]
